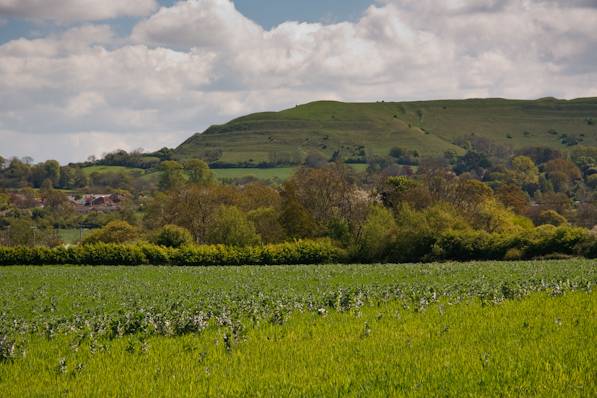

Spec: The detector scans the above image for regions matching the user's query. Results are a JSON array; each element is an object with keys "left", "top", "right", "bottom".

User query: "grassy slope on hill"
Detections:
[{"left": 176, "top": 97, "right": 597, "bottom": 163}]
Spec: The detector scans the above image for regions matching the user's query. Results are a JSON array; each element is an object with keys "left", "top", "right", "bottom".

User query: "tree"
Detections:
[
  {"left": 144, "top": 185, "right": 240, "bottom": 243},
  {"left": 547, "top": 171, "right": 571, "bottom": 193},
  {"left": 285, "top": 164, "right": 357, "bottom": 229},
  {"left": 2, "top": 158, "right": 31, "bottom": 188},
  {"left": 159, "top": 160, "right": 185, "bottom": 191},
  {"left": 518, "top": 147, "right": 562, "bottom": 165},
  {"left": 42, "top": 188, "right": 68, "bottom": 210},
  {"left": 279, "top": 185, "right": 319, "bottom": 238},
  {"left": 587, "top": 174, "right": 597, "bottom": 190},
  {"left": 544, "top": 158, "right": 582, "bottom": 183},
  {"left": 238, "top": 183, "right": 282, "bottom": 211},
  {"left": 537, "top": 210, "right": 567, "bottom": 226},
  {"left": 303, "top": 151, "right": 328, "bottom": 168},
  {"left": 507, "top": 156, "right": 539, "bottom": 186},
  {"left": 73, "top": 168, "right": 89, "bottom": 188},
  {"left": 7, "top": 219, "right": 35, "bottom": 246},
  {"left": 454, "top": 151, "right": 491, "bottom": 175},
  {"left": 30, "top": 160, "right": 61, "bottom": 188},
  {"left": 247, "top": 207, "right": 286, "bottom": 243},
  {"left": 380, "top": 176, "right": 431, "bottom": 211},
  {"left": 389, "top": 147, "right": 418, "bottom": 165},
  {"left": 495, "top": 183, "right": 529, "bottom": 214},
  {"left": 83, "top": 220, "right": 138, "bottom": 244},
  {"left": 473, "top": 199, "right": 533, "bottom": 234},
  {"left": 207, "top": 206, "right": 260, "bottom": 246},
  {"left": 184, "top": 159, "right": 213, "bottom": 185},
  {"left": 451, "top": 179, "right": 494, "bottom": 215},
  {"left": 151, "top": 224, "right": 193, "bottom": 247}
]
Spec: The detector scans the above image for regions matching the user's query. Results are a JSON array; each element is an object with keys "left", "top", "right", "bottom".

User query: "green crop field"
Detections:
[
  {"left": 176, "top": 98, "right": 597, "bottom": 163},
  {"left": 0, "top": 260, "right": 595, "bottom": 396}
]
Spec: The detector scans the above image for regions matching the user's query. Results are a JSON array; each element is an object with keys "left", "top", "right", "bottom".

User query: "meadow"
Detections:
[{"left": 0, "top": 259, "right": 595, "bottom": 396}]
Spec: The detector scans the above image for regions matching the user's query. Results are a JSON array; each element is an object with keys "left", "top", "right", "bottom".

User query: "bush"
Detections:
[
  {"left": 0, "top": 240, "right": 346, "bottom": 266},
  {"left": 574, "top": 233, "right": 597, "bottom": 259},
  {"left": 352, "top": 205, "right": 396, "bottom": 262},
  {"left": 151, "top": 225, "right": 193, "bottom": 248},
  {"left": 83, "top": 221, "right": 138, "bottom": 244},
  {"left": 432, "top": 230, "right": 508, "bottom": 261}
]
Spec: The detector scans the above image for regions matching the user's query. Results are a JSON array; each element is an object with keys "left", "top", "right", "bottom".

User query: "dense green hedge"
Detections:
[
  {"left": 0, "top": 239, "right": 346, "bottom": 266},
  {"left": 0, "top": 227, "right": 594, "bottom": 265},
  {"left": 430, "top": 226, "right": 596, "bottom": 262}
]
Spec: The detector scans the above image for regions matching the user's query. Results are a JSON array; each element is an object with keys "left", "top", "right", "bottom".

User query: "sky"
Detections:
[{"left": 0, "top": 0, "right": 596, "bottom": 163}]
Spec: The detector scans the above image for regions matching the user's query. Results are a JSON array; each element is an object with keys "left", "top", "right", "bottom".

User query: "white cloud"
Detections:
[
  {"left": 1, "top": 0, "right": 596, "bottom": 162},
  {"left": 131, "top": 0, "right": 261, "bottom": 50},
  {"left": 0, "top": 0, "right": 157, "bottom": 22}
]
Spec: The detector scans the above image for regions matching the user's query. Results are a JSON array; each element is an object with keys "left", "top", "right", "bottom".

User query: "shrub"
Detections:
[
  {"left": 151, "top": 225, "right": 193, "bottom": 248},
  {"left": 504, "top": 248, "right": 523, "bottom": 261},
  {"left": 433, "top": 230, "right": 507, "bottom": 261},
  {"left": 352, "top": 205, "right": 396, "bottom": 262},
  {"left": 537, "top": 210, "right": 567, "bottom": 226},
  {"left": 83, "top": 221, "right": 138, "bottom": 244},
  {"left": 573, "top": 233, "right": 597, "bottom": 259}
]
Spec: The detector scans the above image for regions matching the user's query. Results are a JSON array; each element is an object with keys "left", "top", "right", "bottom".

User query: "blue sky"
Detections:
[{"left": 0, "top": 0, "right": 596, "bottom": 163}]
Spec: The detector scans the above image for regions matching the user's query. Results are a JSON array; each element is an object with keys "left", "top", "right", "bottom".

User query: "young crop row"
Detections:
[{"left": 0, "top": 260, "right": 594, "bottom": 351}]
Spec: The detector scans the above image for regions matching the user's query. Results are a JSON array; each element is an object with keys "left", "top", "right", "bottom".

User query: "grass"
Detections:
[
  {"left": 80, "top": 164, "right": 368, "bottom": 183},
  {"left": 212, "top": 164, "right": 367, "bottom": 181},
  {"left": 176, "top": 98, "right": 597, "bottom": 162},
  {"left": 80, "top": 165, "right": 147, "bottom": 176},
  {"left": 0, "top": 260, "right": 595, "bottom": 396},
  {"left": 56, "top": 228, "right": 92, "bottom": 244},
  {"left": 212, "top": 167, "right": 296, "bottom": 181}
]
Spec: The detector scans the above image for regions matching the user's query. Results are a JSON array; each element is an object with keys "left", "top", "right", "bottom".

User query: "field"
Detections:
[
  {"left": 176, "top": 98, "right": 597, "bottom": 162},
  {"left": 0, "top": 260, "right": 595, "bottom": 396},
  {"left": 80, "top": 164, "right": 369, "bottom": 183},
  {"left": 80, "top": 165, "right": 148, "bottom": 177},
  {"left": 57, "top": 228, "right": 92, "bottom": 244}
]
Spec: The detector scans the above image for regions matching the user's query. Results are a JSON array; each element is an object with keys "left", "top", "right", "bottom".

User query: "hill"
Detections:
[{"left": 175, "top": 97, "right": 597, "bottom": 164}]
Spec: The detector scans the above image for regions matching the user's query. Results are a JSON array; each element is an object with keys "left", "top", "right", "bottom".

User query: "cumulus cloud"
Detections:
[
  {"left": 0, "top": 0, "right": 157, "bottom": 22},
  {"left": 1, "top": 0, "right": 596, "bottom": 162}
]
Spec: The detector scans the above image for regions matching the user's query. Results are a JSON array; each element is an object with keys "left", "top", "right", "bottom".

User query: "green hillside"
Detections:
[{"left": 176, "top": 98, "right": 597, "bottom": 163}]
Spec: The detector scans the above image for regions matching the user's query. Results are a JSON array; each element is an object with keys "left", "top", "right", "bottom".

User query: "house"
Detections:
[{"left": 67, "top": 194, "right": 123, "bottom": 213}]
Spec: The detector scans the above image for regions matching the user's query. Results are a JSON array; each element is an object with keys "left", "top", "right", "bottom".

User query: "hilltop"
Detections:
[{"left": 176, "top": 97, "right": 597, "bottom": 165}]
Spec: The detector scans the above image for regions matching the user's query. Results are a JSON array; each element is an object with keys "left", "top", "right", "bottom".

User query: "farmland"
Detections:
[{"left": 0, "top": 260, "right": 595, "bottom": 396}]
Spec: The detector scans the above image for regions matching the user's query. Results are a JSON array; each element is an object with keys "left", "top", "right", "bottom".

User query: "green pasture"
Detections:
[{"left": 80, "top": 163, "right": 369, "bottom": 183}]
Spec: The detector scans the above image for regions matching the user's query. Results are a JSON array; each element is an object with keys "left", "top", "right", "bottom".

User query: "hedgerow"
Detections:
[
  {"left": 0, "top": 239, "right": 345, "bottom": 266},
  {"left": 0, "top": 226, "right": 594, "bottom": 265},
  {"left": 430, "top": 226, "right": 595, "bottom": 261}
]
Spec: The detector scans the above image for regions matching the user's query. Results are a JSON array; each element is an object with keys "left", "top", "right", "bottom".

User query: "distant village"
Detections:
[{"left": 6, "top": 192, "right": 125, "bottom": 213}]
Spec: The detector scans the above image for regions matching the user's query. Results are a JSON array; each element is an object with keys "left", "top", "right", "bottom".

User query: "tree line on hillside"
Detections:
[{"left": 0, "top": 141, "right": 595, "bottom": 262}]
